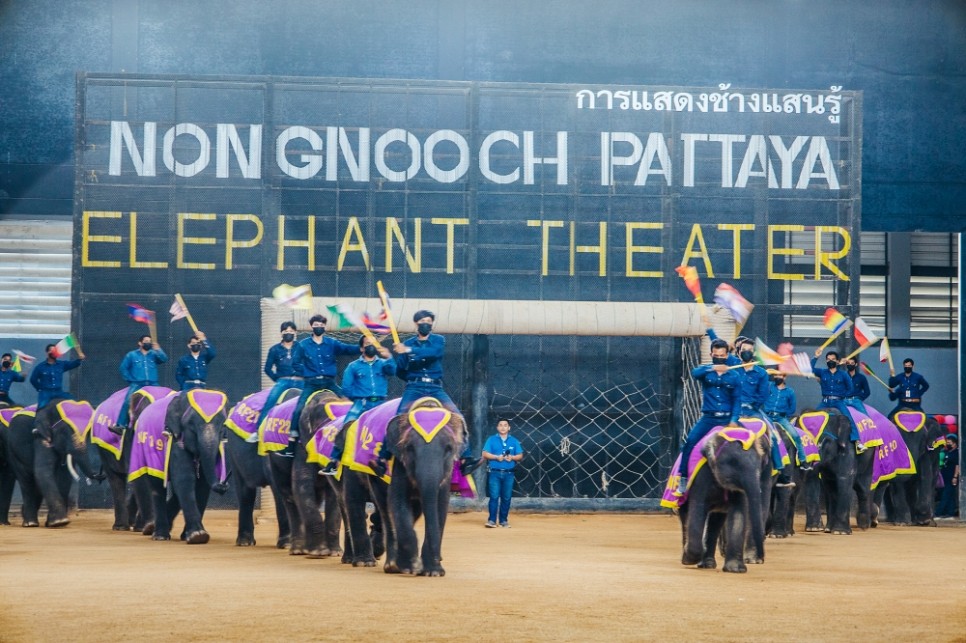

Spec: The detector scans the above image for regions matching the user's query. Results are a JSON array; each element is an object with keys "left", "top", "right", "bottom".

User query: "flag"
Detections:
[
  {"left": 126, "top": 304, "right": 155, "bottom": 325},
  {"left": 170, "top": 298, "right": 189, "bottom": 322},
  {"left": 860, "top": 362, "right": 876, "bottom": 377},
  {"left": 675, "top": 265, "right": 703, "bottom": 302},
  {"left": 325, "top": 304, "right": 363, "bottom": 330},
  {"left": 378, "top": 293, "right": 392, "bottom": 321},
  {"left": 779, "top": 352, "right": 814, "bottom": 376},
  {"left": 272, "top": 283, "right": 313, "bottom": 310},
  {"left": 713, "top": 284, "right": 754, "bottom": 328},
  {"left": 823, "top": 308, "right": 848, "bottom": 334},
  {"left": 12, "top": 349, "right": 35, "bottom": 364},
  {"left": 853, "top": 316, "right": 879, "bottom": 347},
  {"left": 777, "top": 342, "right": 794, "bottom": 357},
  {"left": 11, "top": 356, "right": 21, "bottom": 373},
  {"left": 879, "top": 337, "right": 892, "bottom": 364},
  {"left": 754, "top": 338, "right": 786, "bottom": 365},
  {"left": 51, "top": 333, "right": 78, "bottom": 358},
  {"left": 362, "top": 312, "right": 391, "bottom": 334}
]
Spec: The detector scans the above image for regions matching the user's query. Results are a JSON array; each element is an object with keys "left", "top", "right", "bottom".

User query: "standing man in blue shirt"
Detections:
[
  {"left": 482, "top": 418, "right": 523, "bottom": 528},
  {"left": 764, "top": 373, "right": 811, "bottom": 471},
  {"left": 844, "top": 358, "right": 870, "bottom": 402},
  {"left": 113, "top": 334, "right": 168, "bottom": 433},
  {"left": 0, "top": 353, "right": 26, "bottom": 407},
  {"left": 811, "top": 349, "right": 866, "bottom": 453},
  {"left": 286, "top": 314, "right": 358, "bottom": 455},
  {"left": 30, "top": 343, "right": 86, "bottom": 409},
  {"left": 175, "top": 331, "right": 215, "bottom": 391},
  {"left": 254, "top": 321, "right": 303, "bottom": 434},
  {"left": 675, "top": 339, "right": 742, "bottom": 496},
  {"left": 888, "top": 358, "right": 929, "bottom": 417},
  {"left": 319, "top": 336, "right": 396, "bottom": 475}
]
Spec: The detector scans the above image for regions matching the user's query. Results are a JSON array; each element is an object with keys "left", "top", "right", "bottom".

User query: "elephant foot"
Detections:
[
  {"left": 696, "top": 558, "right": 717, "bottom": 570},
  {"left": 419, "top": 566, "right": 445, "bottom": 577},
  {"left": 112, "top": 524, "right": 132, "bottom": 531},
  {"left": 22, "top": 520, "right": 39, "bottom": 528},
  {"left": 151, "top": 533, "right": 171, "bottom": 541},
  {"left": 681, "top": 550, "right": 703, "bottom": 566},
  {"left": 916, "top": 519, "right": 937, "bottom": 528},
  {"left": 46, "top": 517, "right": 70, "bottom": 528},
  {"left": 383, "top": 560, "right": 401, "bottom": 574},
  {"left": 353, "top": 558, "right": 377, "bottom": 568},
  {"left": 744, "top": 554, "right": 765, "bottom": 565},
  {"left": 236, "top": 536, "right": 256, "bottom": 547},
  {"left": 305, "top": 547, "right": 332, "bottom": 559},
  {"left": 289, "top": 546, "right": 307, "bottom": 556},
  {"left": 372, "top": 538, "right": 386, "bottom": 559},
  {"left": 0, "top": 520, "right": 10, "bottom": 526},
  {"left": 722, "top": 560, "right": 748, "bottom": 574},
  {"left": 327, "top": 546, "right": 343, "bottom": 557},
  {"left": 142, "top": 522, "right": 155, "bottom": 536},
  {"left": 768, "top": 532, "right": 790, "bottom": 539},
  {"left": 186, "top": 530, "right": 210, "bottom": 545},
  {"left": 830, "top": 528, "right": 852, "bottom": 535},
  {"left": 804, "top": 524, "right": 824, "bottom": 533},
  {"left": 892, "top": 521, "right": 910, "bottom": 527},
  {"left": 276, "top": 536, "right": 291, "bottom": 550},
  {"left": 211, "top": 482, "right": 229, "bottom": 495}
]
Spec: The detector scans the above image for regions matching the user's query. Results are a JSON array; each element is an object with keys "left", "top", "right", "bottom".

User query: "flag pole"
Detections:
[
  {"left": 376, "top": 281, "right": 401, "bottom": 344},
  {"left": 860, "top": 363, "right": 892, "bottom": 390},
  {"left": 842, "top": 337, "right": 880, "bottom": 363},
  {"left": 815, "top": 320, "right": 853, "bottom": 355},
  {"left": 175, "top": 293, "right": 200, "bottom": 334},
  {"left": 883, "top": 337, "right": 896, "bottom": 376}
]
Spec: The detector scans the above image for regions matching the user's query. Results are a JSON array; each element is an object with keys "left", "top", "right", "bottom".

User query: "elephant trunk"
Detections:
[
  {"left": 66, "top": 435, "right": 100, "bottom": 484},
  {"left": 196, "top": 423, "right": 224, "bottom": 492},
  {"left": 742, "top": 465, "right": 766, "bottom": 562}
]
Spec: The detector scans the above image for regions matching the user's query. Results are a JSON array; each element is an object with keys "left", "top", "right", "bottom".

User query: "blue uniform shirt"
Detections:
[
  {"left": 736, "top": 364, "right": 770, "bottom": 411},
  {"left": 849, "top": 371, "right": 870, "bottom": 401},
  {"left": 483, "top": 433, "right": 524, "bottom": 471},
  {"left": 175, "top": 342, "right": 216, "bottom": 390},
  {"left": 30, "top": 359, "right": 82, "bottom": 394},
  {"left": 887, "top": 371, "right": 929, "bottom": 402},
  {"left": 396, "top": 333, "right": 446, "bottom": 381},
  {"left": 0, "top": 368, "right": 26, "bottom": 393},
  {"left": 292, "top": 336, "right": 357, "bottom": 379},
  {"left": 120, "top": 348, "right": 168, "bottom": 385},
  {"left": 692, "top": 364, "right": 742, "bottom": 423},
  {"left": 764, "top": 383, "right": 796, "bottom": 417},
  {"left": 264, "top": 343, "right": 297, "bottom": 381},
  {"left": 341, "top": 356, "right": 397, "bottom": 399},
  {"left": 811, "top": 357, "right": 854, "bottom": 399}
]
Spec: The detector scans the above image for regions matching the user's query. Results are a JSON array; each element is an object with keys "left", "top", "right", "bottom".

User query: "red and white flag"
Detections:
[
  {"left": 879, "top": 337, "right": 892, "bottom": 363},
  {"left": 853, "top": 316, "right": 879, "bottom": 347},
  {"left": 170, "top": 298, "right": 189, "bottom": 322}
]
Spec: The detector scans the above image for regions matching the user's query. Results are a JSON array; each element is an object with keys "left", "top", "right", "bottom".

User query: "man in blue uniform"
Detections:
[
  {"left": 175, "top": 331, "right": 215, "bottom": 391},
  {"left": 0, "top": 353, "right": 26, "bottom": 407},
  {"left": 285, "top": 314, "right": 358, "bottom": 455},
  {"left": 254, "top": 321, "right": 303, "bottom": 435},
  {"left": 319, "top": 336, "right": 396, "bottom": 475},
  {"left": 764, "top": 373, "right": 811, "bottom": 471},
  {"left": 675, "top": 339, "right": 742, "bottom": 496},
  {"left": 30, "top": 343, "right": 86, "bottom": 409},
  {"left": 482, "top": 418, "right": 524, "bottom": 528},
  {"left": 845, "top": 358, "right": 870, "bottom": 402},
  {"left": 811, "top": 350, "right": 865, "bottom": 453},
  {"left": 888, "top": 358, "right": 929, "bottom": 417},
  {"left": 113, "top": 334, "right": 168, "bottom": 433}
]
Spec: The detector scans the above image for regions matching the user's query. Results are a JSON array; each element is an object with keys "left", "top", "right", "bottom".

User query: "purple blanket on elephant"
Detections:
[
  {"left": 893, "top": 411, "right": 946, "bottom": 450},
  {"left": 305, "top": 399, "right": 354, "bottom": 469},
  {"left": 258, "top": 397, "right": 297, "bottom": 456},
  {"left": 53, "top": 400, "right": 96, "bottom": 441},
  {"left": 858, "top": 405, "right": 917, "bottom": 489},
  {"left": 128, "top": 395, "right": 176, "bottom": 483},
  {"left": 0, "top": 406, "right": 25, "bottom": 427},
  {"left": 225, "top": 388, "right": 271, "bottom": 441},
  {"left": 795, "top": 425, "right": 821, "bottom": 463},
  {"left": 660, "top": 424, "right": 762, "bottom": 509},
  {"left": 92, "top": 387, "right": 174, "bottom": 460}
]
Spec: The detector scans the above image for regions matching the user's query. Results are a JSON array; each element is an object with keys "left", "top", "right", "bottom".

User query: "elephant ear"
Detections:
[{"left": 385, "top": 415, "right": 402, "bottom": 451}]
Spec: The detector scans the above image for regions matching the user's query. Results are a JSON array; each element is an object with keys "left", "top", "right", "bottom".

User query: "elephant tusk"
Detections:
[{"left": 66, "top": 454, "right": 81, "bottom": 482}]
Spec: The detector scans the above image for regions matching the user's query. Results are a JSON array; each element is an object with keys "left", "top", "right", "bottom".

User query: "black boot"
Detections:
[{"left": 459, "top": 456, "right": 483, "bottom": 476}]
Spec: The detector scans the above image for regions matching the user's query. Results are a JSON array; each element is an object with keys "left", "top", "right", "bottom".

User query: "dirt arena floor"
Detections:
[{"left": 0, "top": 508, "right": 964, "bottom": 642}]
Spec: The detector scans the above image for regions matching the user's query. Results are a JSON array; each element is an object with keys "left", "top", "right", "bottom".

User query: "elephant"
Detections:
[
  {"left": 382, "top": 397, "right": 467, "bottom": 576},
  {"left": 0, "top": 407, "right": 22, "bottom": 524},
  {"left": 678, "top": 426, "right": 770, "bottom": 573},
  {"left": 875, "top": 410, "right": 946, "bottom": 527},
  {"left": 767, "top": 423, "right": 804, "bottom": 539},
  {"left": 3, "top": 400, "right": 102, "bottom": 527},
  {"left": 223, "top": 387, "right": 300, "bottom": 547},
  {"left": 129, "top": 389, "right": 229, "bottom": 543},
  {"left": 90, "top": 386, "right": 175, "bottom": 531}
]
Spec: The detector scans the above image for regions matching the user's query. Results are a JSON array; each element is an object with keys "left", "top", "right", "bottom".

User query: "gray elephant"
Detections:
[
  {"left": 0, "top": 406, "right": 20, "bottom": 524},
  {"left": 3, "top": 401, "right": 103, "bottom": 527},
  {"left": 91, "top": 386, "right": 175, "bottom": 531},
  {"left": 676, "top": 426, "right": 770, "bottom": 573},
  {"left": 875, "top": 410, "right": 946, "bottom": 526},
  {"left": 767, "top": 422, "right": 804, "bottom": 538},
  {"left": 129, "top": 390, "right": 229, "bottom": 543}
]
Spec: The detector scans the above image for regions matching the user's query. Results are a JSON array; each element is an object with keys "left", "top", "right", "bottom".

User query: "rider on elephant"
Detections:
[
  {"left": 810, "top": 350, "right": 867, "bottom": 453},
  {"left": 112, "top": 334, "right": 167, "bottom": 433},
  {"left": 0, "top": 353, "right": 26, "bottom": 407},
  {"left": 320, "top": 335, "right": 395, "bottom": 475},
  {"left": 253, "top": 321, "right": 304, "bottom": 438},
  {"left": 764, "top": 372, "right": 811, "bottom": 471},
  {"left": 285, "top": 314, "right": 357, "bottom": 456},
  {"left": 845, "top": 358, "right": 871, "bottom": 402},
  {"left": 674, "top": 338, "right": 742, "bottom": 496},
  {"left": 888, "top": 358, "right": 929, "bottom": 417},
  {"left": 30, "top": 343, "right": 85, "bottom": 409},
  {"left": 175, "top": 331, "right": 215, "bottom": 392},
  {"left": 374, "top": 309, "right": 482, "bottom": 477}
]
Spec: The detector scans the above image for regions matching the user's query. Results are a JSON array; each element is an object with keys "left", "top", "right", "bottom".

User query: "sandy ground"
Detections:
[{"left": 0, "top": 508, "right": 964, "bottom": 642}]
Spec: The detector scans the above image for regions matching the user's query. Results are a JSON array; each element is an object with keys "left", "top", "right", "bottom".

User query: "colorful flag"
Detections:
[
  {"left": 860, "top": 361, "right": 876, "bottom": 377},
  {"left": 823, "top": 308, "right": 848, "bottom": 334},
  {"left": 51, "top": 333, "right": 78, "bottom": 358},
  {"left": 776, "top": 342, "right": 794, "bottom": 357},
  {"left": 11, "top": 356, "right": 22, "bottom": 373},
  {"left": 754, "top": 338, "right": 786, "bottom": 365},
  {"left": 170, "top": 298, "right": 189, "bottom": 322},
  {"left": 779, "top": 352, "right": 814, "bottom": 376},
  {"left": 675, "top": 265, "right": 703, "bottom": 302},
  {"left": 879, "top": 337, "right": 892, "bottom": 363},
  {"left": 713, "top": 283, "right": 754, "bottom": 329},
  {"left": 853, "top": 316, "right": 879, "bottom": 347},
  {"left": 272, "top": 283, "right": 313, "bottom": 310},
  {"left": 325, "top": 304, "right": 363, "bottom": 330},
  {"left": 378, "top": 293, "right": 392, "bottom": 321},
  {"left": 12, "top": 349, "right": 35, "bottom": 364},
  {"left": 126, "top": 304, "right": 155, "bottom": 325},
  {"left": 362, "top": 312, "right": 390, "bottom": 334}
]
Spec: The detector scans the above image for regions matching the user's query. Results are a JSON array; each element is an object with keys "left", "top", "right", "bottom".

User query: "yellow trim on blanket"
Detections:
[
  {"left": 186, "top": 390, "right": 228, "bottom": 423},
  {"left": 408, "top": 408, "right": 452, "bottom": 443},
  {"left": 128, "top": 466, "right": 166, "bottom": 482},
  {"left": 12, "top": 407, "right": 36, "bottom": 420},
  {"left": 91, "top": 435, "right": 123, "bottom": 461},
  {"left": 56, "top": 400, "right": 94, "bottom": 441},
  {"left": 224, "top": 418, "right": 253, "bottom": 441},
  {"left": 324, "top": 400, "right": 353, "bottom": 420},
  {"left": 0, "top": 407, "right": 22, "bottom": 428},
  {"left": 162, "top": 435, "right": 173, "bottom": 487},
  {"left": 894, "top": 411, "right": 926, "bottom": 433}
]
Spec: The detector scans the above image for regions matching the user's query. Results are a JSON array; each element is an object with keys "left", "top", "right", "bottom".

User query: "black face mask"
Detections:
[
  {"left": 846, "top": 365, "right": 855, "bottom": 372},
  {"left": 417, "top": 322, "right": 433, "bottom": 336},
  {"left": 711, "top": 356, "right": 728, "bottom": 365},
  {"left": 312, "top": 327, "right": 325, "bottom": 336},
  {"left": 363, "top": 345, "right": 378, "bottom": 358},
  {"left": 904, "top": 367, "right": 913, "bottom": 374},
  {"left": 773, "top": 378, "right": 785, "bottom": 386},
  {"left": 1, "top": 360, "right": 10, "bottom": 369},
  {"left": 189, "top": 344, "right": 202, "bottom": 353},
  {"left": 141, "top": 342, "right": 153, "bottom": 350},
  {"left": 739, "top": 350, "right": 754, "bottom": 362},
  {"left": 282, "top": 333, "right": 295, "bottom": 342},
  {"left": 826, "top": 361, "right": 837, "bottom": 369}
]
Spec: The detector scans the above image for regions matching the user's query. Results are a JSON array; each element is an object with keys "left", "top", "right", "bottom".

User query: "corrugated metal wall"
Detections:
[{"left": 0, "top": 219, "right": 72, "bottom": 338}]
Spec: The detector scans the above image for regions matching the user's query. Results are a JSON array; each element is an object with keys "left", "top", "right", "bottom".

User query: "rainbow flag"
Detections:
[
  {"left": 272, "top": 284, "right": 313, "bottom": 310},
  {"left": 713, "top": 283, "right": 754, "bottom": 328},
  {"left": 126, "top": 304, "right": 155, "bottom": 325},
  {"left": 853, "top": 316, "right": 879, "bottom": 347},
  {"left": 754, "top": 338, "right": 786, "bottom": 365},
  {"left": 675, "top": 265, "right": 703, "bottom": 302},
  {"left": 860, "top": 361, "right": 877, "bottom": 377},
  {"left": 362, "top": 312, "right": 390, "bottom": 334},
  {"left": 325, "top": 304, "right": 363, "bottom": 331},
  {"left": 823, "top": 308, "right": 848, "bottom": 333},
  {"left": 51, "top": 333, "right": 78, "bottom": 358}
]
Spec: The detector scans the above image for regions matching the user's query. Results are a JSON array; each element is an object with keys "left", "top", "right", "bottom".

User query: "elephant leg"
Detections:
[
  {"left": 386, "top": 468, "right": 418, "bottom": 574},
  {"left": 34, "top": 445, "right": 69, "bottom": 527},
  {"left": 132, "top": 477, "right": 155, "bottom": 535},
  {"left": 418, "top": 481, "right": 448, "bottom": 577},
  {"left": 803, "top": 471, "right": 824, "bottom": 532},
  {"left": 106, "top": 467, "right": 130, "bottom": 531},
  {"left": 322, "top": 483, "right": 343, "bottom": 556},
  {"left": 344, "top": 473, "right": 376, "bottom": 566},
  {"left": 698, "top": 511, "right": 724, "bottom": 569},
  {"left": 270, "top": 480, "right": 293, "bottom": 550},
  {"left": 126, "top": 489, "right": 141, "bottom": 531},
  {"left": 913, "top": 462, "right": 937, "bottom": 526},
  {"left": 853, "top": 466, "right": 873, "bottom": 531},
  {"left": 268, "top": 454, "right": 302, "bottom": 554},
  {"left": 769, "top": 485, "right": 792, "bottom": 538},
  {"left": 0, "top": 464, "right": 17, "bottom": 525},
  {"left": 830, "top": 474, "right": 854, "bottom": 535},
  {"left": 369, "top": 479, "right": 391, "bottom": 563},
  {"left": 722, "top": 496, "right": 749, "bottom": 573},
  {"left": 681, "top": 494, "right": 708, "bottom": 567},
  {"left": 889, "top": 480, "right": 912, "bottom": 525},
  {"left": 171, "top": 463, "right": 208, "bottom": 544},
  {"left": 292, "top": 456, "right": 329, "bottom": 558},
  {"left": 235, "top": 480, "right": 258, "bottom": 547},
  {"left": 149, "top": 479, "right": 172, "bottom": 540},
  {"left": 20, "top": 477, "right": 42, "bottom": 527}
]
